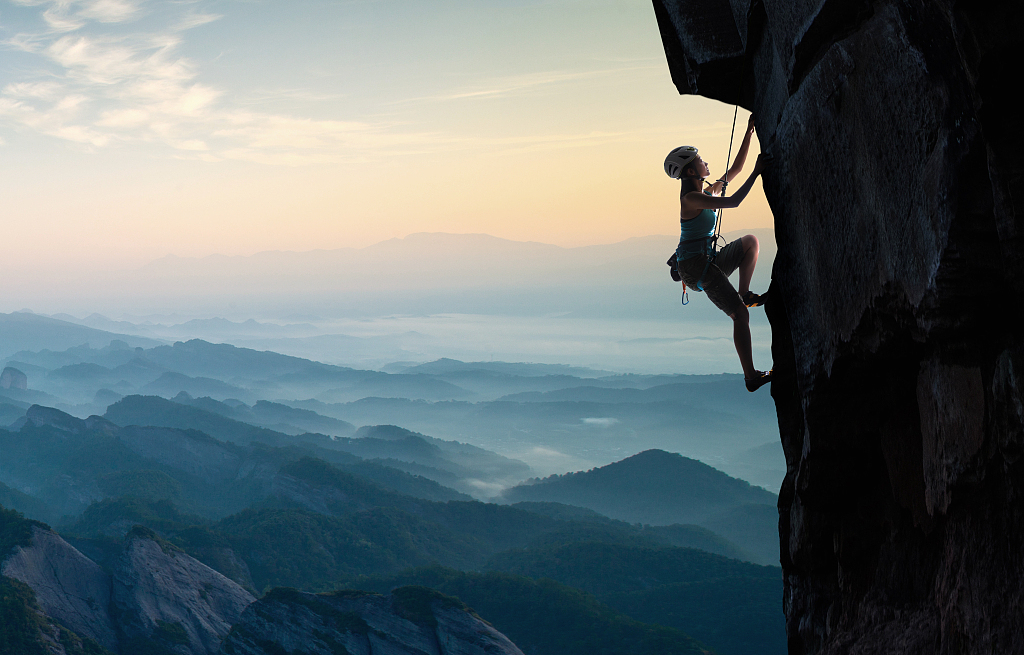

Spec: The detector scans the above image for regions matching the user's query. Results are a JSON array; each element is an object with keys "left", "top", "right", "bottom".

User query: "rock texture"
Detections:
[
  {"left": 219, "top": 587, "right": 524, "bottom": 655},
  {"left": 2, "top": 523, "right": 257, "bottom": 655},
  {"left": 653, "top": 0, "right": 1023, "bottom": 653},
  {"left": 112, "top": 529, "right": 256, "bottom": 655},
  {"left": 1, "top": 526, "right": 118, "bottom": 651}
]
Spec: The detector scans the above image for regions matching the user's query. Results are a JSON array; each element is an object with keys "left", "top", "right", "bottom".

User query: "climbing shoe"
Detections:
[
  {"left": 745, "top": 369, "right": 772, "bottom": 392},
  {"left": 742, "top": 290, "right": 765, "bottom": 307}
]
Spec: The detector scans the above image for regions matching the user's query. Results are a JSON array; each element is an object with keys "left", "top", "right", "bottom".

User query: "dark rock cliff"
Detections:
[{"left": 652, "top": 1, "right": 1023, "bottom": 653}]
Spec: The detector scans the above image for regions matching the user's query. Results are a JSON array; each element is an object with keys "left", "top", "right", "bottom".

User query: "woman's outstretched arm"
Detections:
[
  {"left": 683, "top": 153, "right": 768, "bottom": 213},
  {"left": 706, "top": 114, "right": 756, "bottom": 194},
  {"left": 724, "top": 115, "right": 756, "bottom": 183}
]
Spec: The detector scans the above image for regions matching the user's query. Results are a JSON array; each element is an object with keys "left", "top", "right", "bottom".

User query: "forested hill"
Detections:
[
  {"left": 500, "top": 449, "right": 781, "bottom": 564},
  {"left": 501, "top": 449, "right": 777, "bottom": 524}
]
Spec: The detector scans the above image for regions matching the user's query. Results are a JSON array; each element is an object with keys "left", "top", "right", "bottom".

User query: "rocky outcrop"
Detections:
[
  {"left": 112, "top": 528, "right": 255, "bottom": 655},
  {"left": 653, "top": 0, "right": 1023, "bottom": 654},
  {"left": 0, "top": 575, "right": 110, "bottom": 655},
  {"left": 3, "top": 523, "right": 257, "bottom": 655},
  {"left": 17, "top": 405, "right": 118, "bottom": 436},
  {"left": 1, "top": 525, "right": 119, "bottom": 651},
  {"left": 219, "top": 586, "right": 524, "bottom": 655},
  {"left": 1, "top": 366, "right": 28, "bottom": 390}
]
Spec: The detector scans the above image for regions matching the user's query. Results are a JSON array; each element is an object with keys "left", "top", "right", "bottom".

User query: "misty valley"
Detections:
[{"left": 1, "top": 311, "right": 785, "bottom": 655}]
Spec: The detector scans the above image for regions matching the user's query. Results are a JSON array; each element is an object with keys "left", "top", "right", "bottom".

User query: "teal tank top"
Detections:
[
  {"left": 676, "top": 205, "right": 717, "bottom": 261},
  {"left": 679, "top": 208, "right": 717, "bottom": 242}
]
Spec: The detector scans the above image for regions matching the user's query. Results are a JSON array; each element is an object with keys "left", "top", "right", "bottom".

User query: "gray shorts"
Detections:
[{"left": 676, "top": 238, "right": 745, "bottom": 316}]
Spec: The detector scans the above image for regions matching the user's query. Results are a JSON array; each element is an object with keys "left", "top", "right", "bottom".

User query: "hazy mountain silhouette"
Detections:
[
  {"left": 171, "top": 394, "right": 356, "bottom": 436},
  {"left": 3, "top": 338, "right": 782, "bottom": 492},
  {"left": 0, "top": 311, "right": 160, "bottom": 359},
  {"left": 102, "top": 395, "right": 529, "bottom": 496},
  {"left": 36, "top": 230, "right": 774, "bottom": 322},
  {"left": 397, "top": 358, "right": 614, "bottom": 378},
  {"left": 105, "top": 395, "right": 298, "bottom": 447}
]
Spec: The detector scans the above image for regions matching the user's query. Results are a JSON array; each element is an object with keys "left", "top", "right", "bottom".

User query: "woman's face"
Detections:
[{"left": 688, "top": 155, "right": 710, "bottom": 179}]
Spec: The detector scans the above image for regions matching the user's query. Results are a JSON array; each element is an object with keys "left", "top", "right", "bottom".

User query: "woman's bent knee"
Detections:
[{"left": 730, "top": 304, "right": 749, "bottom": 322}]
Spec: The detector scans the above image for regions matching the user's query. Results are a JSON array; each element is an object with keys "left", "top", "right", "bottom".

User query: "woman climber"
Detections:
[{"left": 665, "top": 114, "right": 772, "bottom": 392}]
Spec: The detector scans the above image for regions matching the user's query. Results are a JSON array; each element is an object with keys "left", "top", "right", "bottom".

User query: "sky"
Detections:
[{"left": 0, "top": 0, "right": 773, "bottom": 280}]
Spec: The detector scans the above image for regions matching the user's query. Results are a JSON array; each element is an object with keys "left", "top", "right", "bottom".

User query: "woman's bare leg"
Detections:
[
  {"left": 736, "top": 234, "right": 760, "bottom": 296},
  {"left": 731, "top": 304, "right": 756, "bottom": 378}
]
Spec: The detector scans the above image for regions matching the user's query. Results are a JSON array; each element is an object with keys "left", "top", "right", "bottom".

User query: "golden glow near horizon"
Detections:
[{"left": 0, "top": 0, "right": 773, "bottom": 275}]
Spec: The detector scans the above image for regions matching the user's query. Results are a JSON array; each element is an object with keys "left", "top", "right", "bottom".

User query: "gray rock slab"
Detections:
[
  {"left": 1, "top": 526, "right": 118, "bottom": 651},
  {"left": 113, "top": 533, "right": 255, "bottom": 655},
  {"left": 220, "top": 588, "right": 523, "bottom": 655}
]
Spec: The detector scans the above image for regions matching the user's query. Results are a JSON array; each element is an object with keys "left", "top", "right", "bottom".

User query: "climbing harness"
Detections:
[
  {"left": 670, "top": 106, "right": 740, "bottom": 305},
  {"left": 684, "top": 234, "right": 718, "bottom": 294}
]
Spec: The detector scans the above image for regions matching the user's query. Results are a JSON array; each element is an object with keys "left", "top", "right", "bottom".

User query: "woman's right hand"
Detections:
[{"left": 753, "top": 153, "right": 772, "bottom": 174}]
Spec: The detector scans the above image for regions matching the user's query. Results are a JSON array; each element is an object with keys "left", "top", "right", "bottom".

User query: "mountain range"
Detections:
[
  {"left": 0, "top": 396, "right": 784, "bottom": 655},
  {"left": 12, "top": 229, "right": 776, "bottom": 324},
  {"left": 1, "top": 332, "right": 784, "bottom": 490}
]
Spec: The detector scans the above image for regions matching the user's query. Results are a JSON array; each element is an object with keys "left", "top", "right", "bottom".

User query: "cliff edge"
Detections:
[{"left": 653, "top": 0, "right": 1023, "bottom": 653}]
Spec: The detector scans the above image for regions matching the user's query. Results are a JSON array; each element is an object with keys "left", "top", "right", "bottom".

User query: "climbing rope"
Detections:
[
  {"left": 691, "top": 105, "right": 740, "bottom": 296},
  {"left": 713, "top": 105, "right": 740, "bottom": 250}
]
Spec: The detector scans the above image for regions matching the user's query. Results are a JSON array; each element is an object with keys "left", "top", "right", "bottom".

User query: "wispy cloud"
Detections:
[
  {"left": 78, "top": 0, "right": 140, "bottom": 23},
  {"left": 0, "top": 1, "right": 448, "bottom": 164},
  {"left": 444, "top": 70, "right": 600, "bottom": 100},
  {"left": 0, "top": 2, "right": 655, "bottom": 165},
  {"left": 42, "top": 7, "right": 86, "bottom": 33},
  {"left": 402, "top": 65, "right": 662, "bottom": 103},
  {"left": 170, "top": 12, "right": 221, "bottom": 32}
]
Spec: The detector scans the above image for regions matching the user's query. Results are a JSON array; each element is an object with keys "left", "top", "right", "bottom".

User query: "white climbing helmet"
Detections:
[{"left": 664, "top": 145, "right": 699, "bottom": 179}]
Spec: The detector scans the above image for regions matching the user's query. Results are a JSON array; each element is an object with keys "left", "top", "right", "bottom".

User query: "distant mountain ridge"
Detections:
[
  {"left": 396, "top": 357, "right": 615, "bottom": 378},
  {"left": 23, "top": 230, "right": 775, "bottom": 321},
  {"left": 129, "top": 230, "right": 776, "bottom": 318},
  {"left": 0, "top": 312, "right": 161, "bottom": 359},
  {"left": 102, "top": 396, "right": 528, "bottom": 497}
]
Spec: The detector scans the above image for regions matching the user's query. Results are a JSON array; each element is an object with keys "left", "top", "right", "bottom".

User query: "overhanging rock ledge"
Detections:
[{"left": 653, "top": 0, "right": 1023, "bottom": 653}]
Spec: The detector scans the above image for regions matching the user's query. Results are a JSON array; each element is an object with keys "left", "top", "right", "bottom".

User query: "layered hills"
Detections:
[
  {"left": 1, "top": 335, "right": 784, "bottom": 490},
  {"left": 0, "top": 397, "right": 784, "bottom": 655},
  {"left": 0, "top": 324, "right": 785, "bottom": 654}
]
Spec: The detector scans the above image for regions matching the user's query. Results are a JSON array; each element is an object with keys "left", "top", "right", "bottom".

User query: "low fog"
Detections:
[
  {"left": 0, "top": 230, "right": 782, "bottom": 490},
  {"left": 2, "top": 229, "right": 775, "bottom": 375}
]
